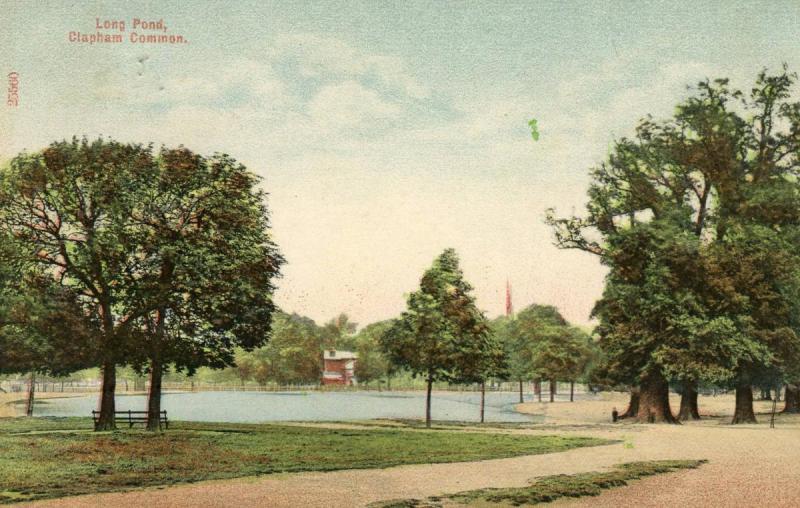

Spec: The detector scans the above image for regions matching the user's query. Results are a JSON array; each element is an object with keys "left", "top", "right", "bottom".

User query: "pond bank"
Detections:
[{"left": 0, "top": 392, "right": 87, "bottom": 418}]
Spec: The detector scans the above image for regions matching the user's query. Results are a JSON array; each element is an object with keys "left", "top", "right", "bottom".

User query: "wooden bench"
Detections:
[{"left": 92, "top": 410, "right": 168, "bottom": 429}]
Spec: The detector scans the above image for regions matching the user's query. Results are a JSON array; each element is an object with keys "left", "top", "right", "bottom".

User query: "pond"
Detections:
[{"left": 33, "top": 390, "right": 542, "bottom": 423}]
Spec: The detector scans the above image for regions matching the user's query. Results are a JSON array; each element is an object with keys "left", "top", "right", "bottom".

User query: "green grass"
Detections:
[
  {"left": 0, "top": 417, "right": 610, "bottom": 504},
  {"left": 369, "top": 459, "right": 707, "bottom": 507}
]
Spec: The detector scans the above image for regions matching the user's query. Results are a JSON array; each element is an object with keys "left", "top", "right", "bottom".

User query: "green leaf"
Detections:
[{"left": 528, "top": 118, "right": 540, "bottom": 141}]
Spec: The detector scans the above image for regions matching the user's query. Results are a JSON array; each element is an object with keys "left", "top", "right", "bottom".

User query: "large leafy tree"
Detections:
[
  {"left": 123, "top": 148, "right": 283, "bottom": 430},
  {"left": 0, "top": 138, "right": 159, "bottom": 430},
  {"left": 380, "top": 248, "right": 491, "bottom": 427},
  {"left": 0, "top": 139, "right": 283, "bottom": 430},
  {"left": 548, "top": 69, "right": 800, "bottom": 423}
]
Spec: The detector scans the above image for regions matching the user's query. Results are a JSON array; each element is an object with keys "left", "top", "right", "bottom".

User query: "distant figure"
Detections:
[{"left": 612, "top": 407, "right": 619, "bottom": 423}]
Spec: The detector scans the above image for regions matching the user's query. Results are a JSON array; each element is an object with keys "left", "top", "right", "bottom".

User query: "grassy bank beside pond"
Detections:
[{"left": 0, "top": 417, "right": 610, "bottom": 504}]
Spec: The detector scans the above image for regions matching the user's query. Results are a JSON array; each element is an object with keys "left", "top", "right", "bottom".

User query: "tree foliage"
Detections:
[
  {"left": 494, "top": 305, "right": 591, "bottom": 385},
  {"left": 122, "top": 147, "right": 283, "bottom": 374},
  {"left": 0, "top": 138, "right": 283, "bottom": 429},
  {"left": 380, "top": 249, "right": 493, "bottom": 384},
  {"left": 547, "top": 69, "right": 800, "bottom": 422},
  {"left": 238, "top": 312, "right": 324, "bottom": 385},
  {"left": 0, "top": 252, "right": 95, "bottom": 377},
  {"left": 353, "top": 320, "right": 394, "bottom": 385}
]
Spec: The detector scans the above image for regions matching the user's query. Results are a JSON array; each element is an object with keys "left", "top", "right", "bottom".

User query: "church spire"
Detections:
[{"left": 505, "top": 279, "right": 513, "bottom": 317}]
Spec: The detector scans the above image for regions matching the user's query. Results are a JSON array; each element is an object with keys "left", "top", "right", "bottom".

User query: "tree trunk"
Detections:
[
  {"left": 25, "top": 372, "right": 35, "bottom": 417},
  {"left": 620, "top": 387, "right": 640, "bottom": 418},
  {"left": 425, "top": 374, "right": 433, "bottom": 428},
  {"left": 95, "top": 360, "right": 117, "bottom": 430},
  {"left": 146, "top": 358, "right": 163, "bottom": 431},
  {"left": 783, "top": 384, "right": 800, "bottom": 413},
  {"left": 480, "top": 381, "right": 485, "bottom": 423},
  {"left": 95, "top": 301, "right": 117, "bottom": 431},
  {"left": 146, "top": 307, "right": 167, "bottom": 432},
  {"left": 537, "top": 379, "right": 542, "bottom": 402},
  {"left": 549, "top": 379, "right": 555, "bottom": 402},
  {"left": 518, "top": 378, "right": 523, "bottom": 404},
  {"left": 678, "top": 382, "right": 701, "bottom": 421},
  {"left": 635, "top": 371, "right": 677, "bottom": 423},
  {"left": 731, "top": 384, "right": 757, "bottom": 424},
  {"left": 570, "top": 381, "right": 574, "bottom": 402}
]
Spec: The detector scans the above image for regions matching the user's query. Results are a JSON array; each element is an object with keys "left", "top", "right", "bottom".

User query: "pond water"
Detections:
[{"left": 33, "top": 391, "right": 542, "bottom": 423}]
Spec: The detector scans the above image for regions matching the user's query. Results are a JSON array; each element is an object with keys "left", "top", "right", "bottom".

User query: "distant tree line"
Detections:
[{"left": 229, "top": 312, "right": 395, "bottom": 388}]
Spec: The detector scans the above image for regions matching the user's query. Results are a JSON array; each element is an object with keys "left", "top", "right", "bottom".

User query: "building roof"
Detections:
[{"left": 323, "top": 350, "right": 358, "bottom": 360}]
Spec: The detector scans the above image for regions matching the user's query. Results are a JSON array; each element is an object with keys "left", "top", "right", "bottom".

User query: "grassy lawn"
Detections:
[
  {"left": 0, "top": 417, "right": 610, "bottom": 504},
  {"left": 370, "top": 460, "right": 707, "bottom": 507}
]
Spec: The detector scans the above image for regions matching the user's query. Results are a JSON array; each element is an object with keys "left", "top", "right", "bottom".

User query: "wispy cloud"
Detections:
[{"left": 275, "top": 33, "right": 430, "bottom": 99}]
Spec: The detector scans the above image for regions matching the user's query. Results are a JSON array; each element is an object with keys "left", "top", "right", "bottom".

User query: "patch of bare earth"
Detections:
[{"left": 20, "top": 392, "right": 800, "bottom": 507}]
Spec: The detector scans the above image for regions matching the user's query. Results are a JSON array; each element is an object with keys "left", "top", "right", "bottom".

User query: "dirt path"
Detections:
[{"left": 20, "top": 393, "right": 800, "bottom": 507}]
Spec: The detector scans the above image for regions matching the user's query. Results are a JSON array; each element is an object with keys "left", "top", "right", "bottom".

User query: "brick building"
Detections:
[{"left": 322, "top": 350, "right": 358, "bottom": 385}]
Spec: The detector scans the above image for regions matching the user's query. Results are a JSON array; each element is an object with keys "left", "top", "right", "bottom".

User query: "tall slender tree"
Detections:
[{"left": 380, "top": 249, "right": 491, "bottom": 427}]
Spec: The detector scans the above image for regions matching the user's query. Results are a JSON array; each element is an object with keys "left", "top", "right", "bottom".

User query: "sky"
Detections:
[{"left": 1, "top": 1, "right": 799, "bottom": 328}]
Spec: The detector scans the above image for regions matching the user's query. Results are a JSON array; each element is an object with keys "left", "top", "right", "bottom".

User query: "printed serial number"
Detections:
[{"left": 7, "top": 72, "right": 19, "bottom": 107}]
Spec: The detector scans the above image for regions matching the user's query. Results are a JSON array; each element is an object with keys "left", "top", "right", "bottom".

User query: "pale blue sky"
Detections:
[{"left": 2, "top": 1, "right": 799, "bottom": 327}]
